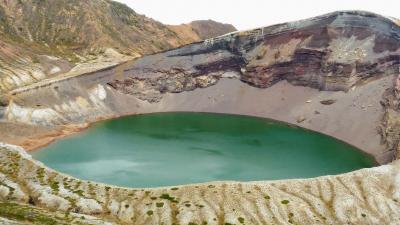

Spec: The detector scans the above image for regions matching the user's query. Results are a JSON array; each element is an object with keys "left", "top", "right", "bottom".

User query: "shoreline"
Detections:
[
  {"left": 24, "top": 110, "right": 380, "bottom": 166},
  {"left": 18, "top": 123, "right": 90, "bottom": 152},
  {"left": 1, "top": 141, "right": 399, "bottom": 225}
]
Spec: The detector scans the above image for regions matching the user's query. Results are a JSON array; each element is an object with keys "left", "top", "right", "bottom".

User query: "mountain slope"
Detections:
[
  {"left": 0, "top": 0, "right": 186, "bottom": 55},
  {"left": 189, "top": 20, "right": 237, "bottom": 39},
  {"left": 0, "top": 0, "right": 235, "bottom": 93},
  {"left": 0, "top": 0, "right": 183, "bottom": 93},
  {"left": 168, "top": 20, "right": 237, "bottom": 43}
]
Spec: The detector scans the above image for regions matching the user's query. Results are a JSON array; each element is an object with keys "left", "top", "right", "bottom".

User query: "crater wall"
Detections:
[{"left": 0, "top": 11, "right": 399, "bottom": 224}]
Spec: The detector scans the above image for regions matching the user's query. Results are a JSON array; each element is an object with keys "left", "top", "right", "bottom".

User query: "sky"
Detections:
[{"left": 115, "top": 0, "right": 399, "bottom": 30}]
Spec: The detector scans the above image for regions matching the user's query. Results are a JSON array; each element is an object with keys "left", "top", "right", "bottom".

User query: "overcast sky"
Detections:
[{"left": 115, "top": 0, "right": 399, "bottom": 30}]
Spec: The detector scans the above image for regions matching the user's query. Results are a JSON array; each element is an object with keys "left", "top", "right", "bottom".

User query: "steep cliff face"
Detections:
[{"left": 109, "top": 11, "right": 400, "bottom": 100}]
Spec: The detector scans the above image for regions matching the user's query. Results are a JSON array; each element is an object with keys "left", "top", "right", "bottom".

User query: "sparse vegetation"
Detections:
[
  {"left": 0, "top": 202, "right": 66, "bottom": 225},
  {"left": 160, "top": 193, "right": 178, "bottom": 203},
  {"left": 281, "top": 200, "right": 290, "bottom": 205}
]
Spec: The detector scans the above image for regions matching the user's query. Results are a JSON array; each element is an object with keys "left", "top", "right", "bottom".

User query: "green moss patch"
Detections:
[
  {"left": 146, "top": 210, "right": 154, "bottom": 216},
  {"left": 0, "top": 202, "right": 68, "bottom": 225},
  {"left": 281, "top": 200, "right": 290, "bottom": 205},
  {"left": 159, "top": 193, "right": 178, "bottom": 203}
]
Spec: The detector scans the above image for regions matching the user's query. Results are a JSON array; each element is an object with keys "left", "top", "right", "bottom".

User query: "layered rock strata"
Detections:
[{"left": 108, "top": 11, "right": 399, "bottom": 100}]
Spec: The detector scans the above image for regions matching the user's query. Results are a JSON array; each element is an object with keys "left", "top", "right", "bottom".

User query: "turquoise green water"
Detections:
[{"left": 32, "top": 112, "right": 376, "bottom": 188}]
